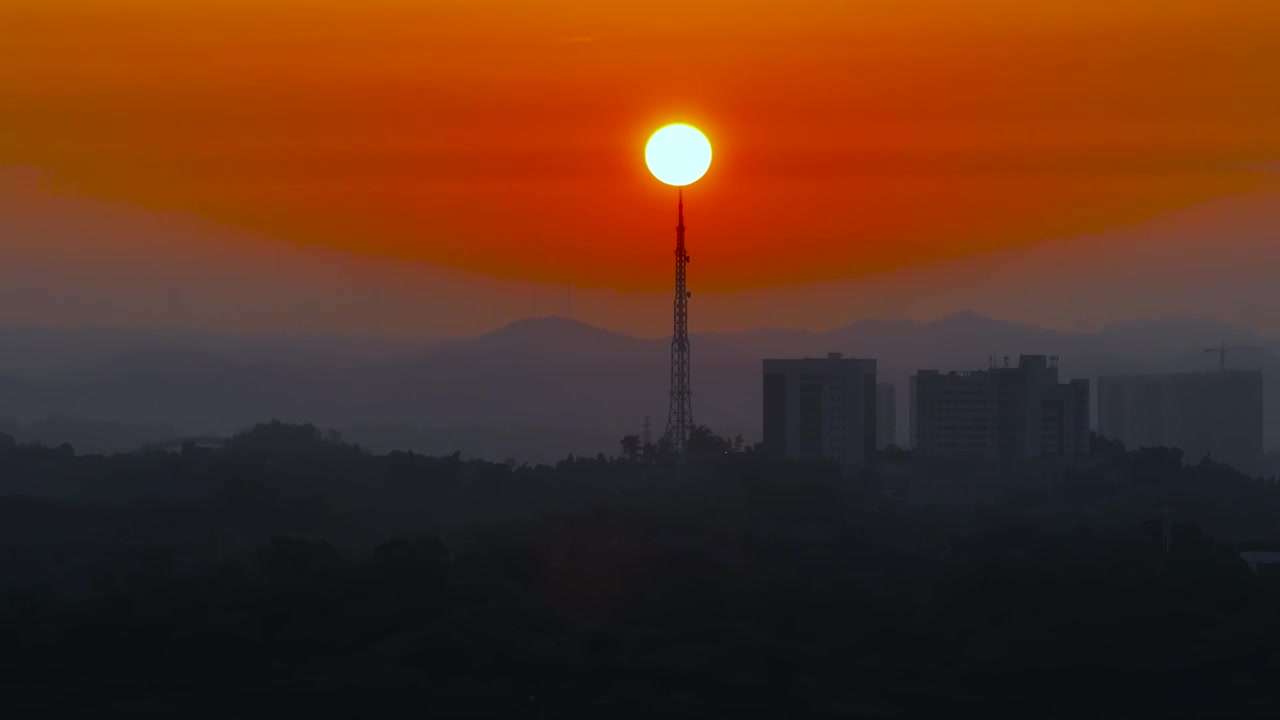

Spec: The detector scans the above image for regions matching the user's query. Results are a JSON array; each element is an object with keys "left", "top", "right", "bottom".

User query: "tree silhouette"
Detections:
[
  {"left": 0, "top": 421, "right": 1277, "bottom": 716},
  {"left": 686, "top": 425, "right": 733, "bottom": 461}
]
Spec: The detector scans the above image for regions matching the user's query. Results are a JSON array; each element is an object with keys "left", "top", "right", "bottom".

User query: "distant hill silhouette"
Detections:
[
  {"left": 0, "top": 326, "right": 438, "bottom": 376},
  {"left": 451, "top": 316, "right": 655, "bottom": 360},
  {"left": 0, "top": 313, "right": 1276, "bottom": 459},
  {"left": 0, "top": 415, "right": 180, "bottom": 455}
]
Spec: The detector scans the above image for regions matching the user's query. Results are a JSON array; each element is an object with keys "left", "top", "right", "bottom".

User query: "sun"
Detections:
[{"left": 645, "top": 124, "right": 712, "bottom": 187}]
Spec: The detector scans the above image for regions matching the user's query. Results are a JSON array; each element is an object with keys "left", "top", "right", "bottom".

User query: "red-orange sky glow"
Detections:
[{"left": 1, "top": 0, "right": 1278, "bottom": 334}]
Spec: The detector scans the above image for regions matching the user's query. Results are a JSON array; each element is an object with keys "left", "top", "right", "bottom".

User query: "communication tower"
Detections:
[{"left": 664, "top": 189, "right": 693, "bottom": 454}]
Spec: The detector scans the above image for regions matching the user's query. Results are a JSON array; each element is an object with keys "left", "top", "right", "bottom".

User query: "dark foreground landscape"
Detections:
[{"left": 4, "top": 423, "right": 1280, "bottom": 717}]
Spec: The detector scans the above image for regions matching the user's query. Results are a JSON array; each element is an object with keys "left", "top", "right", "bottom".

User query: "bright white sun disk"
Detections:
[{"left": 645, "top": 124, "right": 712, "bottom": 186}]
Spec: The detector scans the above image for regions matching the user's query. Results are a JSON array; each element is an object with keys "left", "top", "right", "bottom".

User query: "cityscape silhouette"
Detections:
[{"left": 2, "top": 0, "right": 1280, "bottom": 715}]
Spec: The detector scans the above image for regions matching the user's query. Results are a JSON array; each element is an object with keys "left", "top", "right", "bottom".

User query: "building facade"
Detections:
[
  {"left": 910, "top": 355, "right": 1090, "bottom": 464},
  {"left": 1097, "top": 371, "right": 1263, "bottom": 466},
  {"left": 876, "top": 382, "right": 897, "bottom": 450},
  {"left": 762, "top": 353, "right": 877, "bottom": 470}
]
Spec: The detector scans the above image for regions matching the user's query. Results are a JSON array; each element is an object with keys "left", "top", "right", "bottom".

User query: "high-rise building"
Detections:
[
  {"left": 1097, "top": 371, "right": 1263, "bottom": 466},
  {"left": 910, "top": 355, "right": 1089, "bottom": 464},
  {"left": 762, "top": 353, "right": 877, "bottom": 470},
  {"left": 876, "top": 382, "right": 897, "bottom": 450}
]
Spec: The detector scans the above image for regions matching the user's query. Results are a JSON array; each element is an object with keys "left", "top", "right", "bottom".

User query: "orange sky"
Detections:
[{"left": 1, "top": 0, "right": 1279, "bottom": 326}]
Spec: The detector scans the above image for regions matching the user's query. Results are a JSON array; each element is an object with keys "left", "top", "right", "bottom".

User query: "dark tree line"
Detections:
[{"left": 2, "top": 422, "right": 1280, "bottom": 716}]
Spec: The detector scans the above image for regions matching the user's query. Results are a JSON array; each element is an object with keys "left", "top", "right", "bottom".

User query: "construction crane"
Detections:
[{"left": 1204, "top": 341, "right": 1226, "bottom": 371}]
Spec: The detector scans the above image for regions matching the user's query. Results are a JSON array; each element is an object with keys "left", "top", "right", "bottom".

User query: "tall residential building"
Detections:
[
  {"left": 876, "top": 382, "right": 897, "bottom": 450},
  {"left": 762, "top": 353, "right": 877, "bottom": 470},
  {"left": 910, "top": 354, "right": 1090, "bottom": 464},
  {"left": 1097, "top": 371, "right": 1263, "bottom": 465}
]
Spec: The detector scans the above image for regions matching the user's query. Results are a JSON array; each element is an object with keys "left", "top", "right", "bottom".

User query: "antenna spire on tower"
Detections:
[{"left": 665, "top": 187, "right": 694, "bottom": 456}]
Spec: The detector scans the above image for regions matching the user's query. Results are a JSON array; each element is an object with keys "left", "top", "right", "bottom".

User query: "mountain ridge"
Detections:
[{"left": 1, "top": 311, "right": 1276, "bottom": 461}]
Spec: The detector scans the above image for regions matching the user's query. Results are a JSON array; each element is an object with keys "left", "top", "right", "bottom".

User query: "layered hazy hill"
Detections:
[{"left": 0, "top": 312, "right": 1274, "bottom": 461}]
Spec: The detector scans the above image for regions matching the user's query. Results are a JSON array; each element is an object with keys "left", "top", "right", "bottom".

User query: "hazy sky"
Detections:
[{"left": 2, "top": 0, "right": 1278, "bottom": 336}]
